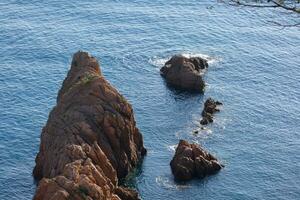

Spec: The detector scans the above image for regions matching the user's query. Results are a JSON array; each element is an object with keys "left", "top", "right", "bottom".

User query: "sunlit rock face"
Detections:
[{"left": 33, "top": 51, "right": 146, "bottom": 200}]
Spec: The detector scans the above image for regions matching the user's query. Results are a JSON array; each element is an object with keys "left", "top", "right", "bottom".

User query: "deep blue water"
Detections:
[{"left": 0, "top": 0, "right": 300, "bottom": 199}]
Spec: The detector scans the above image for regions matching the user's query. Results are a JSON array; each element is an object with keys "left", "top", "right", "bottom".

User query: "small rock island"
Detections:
[
  {"left": 33, "top": 51, "right": 146, "bottom": 200},
  {"left": 200, "top": 98, "right": 223, "bottom": 125},
  {"left": 160, "top": 55, "right": 208, "bottom": 92},
  {"left": 170, "top": 140, "right": 223, "bottom": 181}
]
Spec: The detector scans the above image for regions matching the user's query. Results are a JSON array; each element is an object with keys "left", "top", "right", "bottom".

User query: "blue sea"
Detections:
[{"left": 0, "top": 0, "right": 299, "bottom": 199}]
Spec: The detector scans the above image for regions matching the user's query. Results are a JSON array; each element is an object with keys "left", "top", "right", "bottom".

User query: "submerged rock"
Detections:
[
  {"left": 160, "top": 55, "right": 208, "bottom": 92},
  {"left": 33, "top": 51, "right": 146, "bottom": 200},
  {"left": 170, "top": 140, "right": 223, "bottom": 181},
  {"left": 200, "top": 98, "right": 222, "bottom": 125}
]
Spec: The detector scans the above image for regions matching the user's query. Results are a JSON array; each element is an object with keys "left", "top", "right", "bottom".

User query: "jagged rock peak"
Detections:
[{"left": 33, "top": 51, "right": 146, "bottom": 200}]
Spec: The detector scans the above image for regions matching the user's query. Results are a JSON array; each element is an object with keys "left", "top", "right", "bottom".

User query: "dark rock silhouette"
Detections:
[
  {"left": 115, "top": 187, "right": 139, "bottom": 200},
  {"left": 160, "top": 55, "right": 208, "bottom": 92},
  {"left": 200, "top": 98, "right": 222, "bottom": 125},
  {"left": 33, "top": 51, "right": 146, "bottom": 200},
  {"left": 170, "top": 140, "right": 223, "bottom": 181}
]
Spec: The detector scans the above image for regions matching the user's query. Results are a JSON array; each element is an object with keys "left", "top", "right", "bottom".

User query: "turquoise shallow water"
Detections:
[{"left": 0, "top": 0, "right": 300, "bottom": 199}]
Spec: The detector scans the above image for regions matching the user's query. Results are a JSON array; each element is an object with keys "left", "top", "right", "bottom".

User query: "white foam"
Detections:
[
  {"left": 155, "top": 176, "right": 192, "bottom": 189},
  {"left": 196, "top": 127, "right": 213, "bottom": 135},
  {"left": 180, "top": 53, "right": 219, "bottom": 64},
  {"left": 167, "top": 144, "right": 178, "bottom": 152},
  {"left": 149, "top": 52, "right": 220, "bottom": 68},
  {"left": 149, "top": 56, "right": 168, "bottom": 67}
]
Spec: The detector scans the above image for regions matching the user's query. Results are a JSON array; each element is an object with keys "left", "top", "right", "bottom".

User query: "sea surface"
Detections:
[{"left": 0, "top": 0, "right": 299, "bottom": 199}]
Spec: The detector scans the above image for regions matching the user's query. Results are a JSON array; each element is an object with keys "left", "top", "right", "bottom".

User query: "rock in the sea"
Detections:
[
  {"left": 200, "top": 98, "right": 222, "bottom": 125},
  {"left": 170, "top": 140, "right": 223, "bottom": 181},
  {"left": 33, "top": 51, "right": 146, "bottom": 200},
  {"left": 160, "top": 55, "right": 208, "bottom": 92}
]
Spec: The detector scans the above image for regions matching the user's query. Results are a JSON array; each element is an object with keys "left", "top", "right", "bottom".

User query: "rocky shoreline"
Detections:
[{"left": 33, "top": 51, "right": 146, "bottom": 200}]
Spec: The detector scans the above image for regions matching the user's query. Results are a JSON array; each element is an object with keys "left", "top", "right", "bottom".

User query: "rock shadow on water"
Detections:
[
  {"left": 164, "top": 82, "right": 205, "bottom": 101},
  {"left": 119, "top": 158, "right": 145, "bottom": 189},
  {"left": 166, "top": 82, "right": 204, "bottom": 95}
]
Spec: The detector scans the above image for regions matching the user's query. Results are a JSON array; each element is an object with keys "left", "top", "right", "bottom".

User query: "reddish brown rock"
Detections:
[
  {"left": 114, "top": 187, "right": 139, "bottom": 200},
  {"left": 170, "top": 140, "right": 223, "bottom": 181},
  {"left": 200, "top": 98, "right": 222, "bottom": 125},
  {"left": 33, "top": 51, "right": 146, "bottom": 200},
  {"left": 160, "top": 55, "right": 208, "bottom": 92}
]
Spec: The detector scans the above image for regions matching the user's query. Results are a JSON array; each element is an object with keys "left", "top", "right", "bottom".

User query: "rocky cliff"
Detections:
[{"left": 33, "top": 51, "right": 146, "bottom": 200}]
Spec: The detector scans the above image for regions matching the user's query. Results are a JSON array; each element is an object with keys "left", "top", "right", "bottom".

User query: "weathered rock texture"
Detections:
[
  {"left": 160, "top": 55, "right": 208, "bottom": 92},
  {"left": 33, "top": 51, "right": 146, "bottom": 200},
  {"left": 170, "top": 140, "right": 223, "bottom": 181},
  {"left": 200, "top": 98, "right": 222, "bottom": 125}
]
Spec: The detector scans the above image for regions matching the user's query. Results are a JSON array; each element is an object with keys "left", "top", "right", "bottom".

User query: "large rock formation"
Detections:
[
  {"left": 33, "top": 51, "right": 146, "bottom": 200},
  {"left": 200, "top": 98, "right": 222, "bottom": 125},
  {"left": 160, "top": 55, "right": 208, "bottom": 92},
  {"left": 170, "top": 140, "right": 223, "bottom": 181}
]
